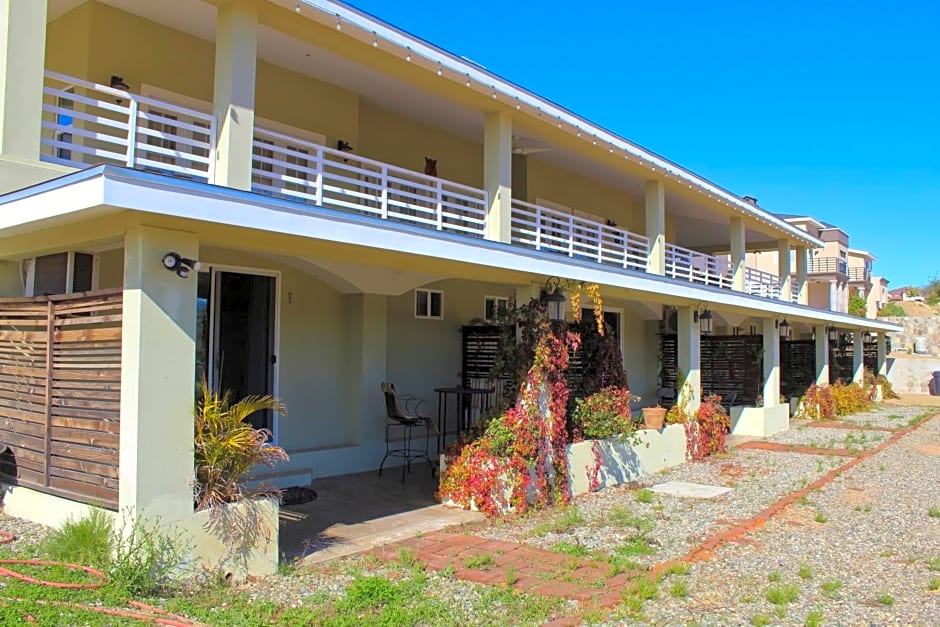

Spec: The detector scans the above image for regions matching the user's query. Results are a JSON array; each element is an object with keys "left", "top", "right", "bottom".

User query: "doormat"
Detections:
[
  {"left": 280, "top": 486, "right": 318, "bottom": 506},
  {"left": 648, "top": 481, "right": 732, "bottom": 499}
]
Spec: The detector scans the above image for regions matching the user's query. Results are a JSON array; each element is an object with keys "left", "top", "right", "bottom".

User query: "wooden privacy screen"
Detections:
[
  {"left": 781, "top": 339, "right": 816, "bottom": 398},
  {"left": 0, "top": 289, "right": 122, "bottom": 510}
]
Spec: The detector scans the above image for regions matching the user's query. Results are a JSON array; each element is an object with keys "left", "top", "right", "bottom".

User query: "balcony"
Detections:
[
  {"left": 807, "top": 256, "right": 848, "bottom": 275},
  {"left": 664, "top": 243, "right": 731, "bottom": 289},
  {"left": 510, "top": 200, "right": 649, "bottom": 272},
  {"left": 847, "top": 267, "right": 872, "bottom": 282},
  {"left": 38, "top": 71, "right": 799, "bottom": 305}
]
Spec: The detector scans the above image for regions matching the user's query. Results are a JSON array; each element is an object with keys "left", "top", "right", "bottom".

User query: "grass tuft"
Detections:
[{"left": 635, "top": 488, "right": 655, "bottom": 504}]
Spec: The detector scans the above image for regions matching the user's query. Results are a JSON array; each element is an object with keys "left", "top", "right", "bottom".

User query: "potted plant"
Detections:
[{"left": 641, "top": 405, "right": 667, "bottom": 431}]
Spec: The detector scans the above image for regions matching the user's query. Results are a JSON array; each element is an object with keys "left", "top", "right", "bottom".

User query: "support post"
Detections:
[
  {"left": 119, "top": 225, "right": 198, "bottom": 523},
  {"left": 795, "top": 246, "right": 809, "bottom": 305},
  {"left": 852, "top": 329, "right": 865, "bottom": 384},
  {"left": 212, "top": 0, "right": 258, "bottom": 190},
  {"left": 645, "top": 180, "right": 665, "bottom": 275},
  {"left": 484, "top": 110, "right": 512, "bottom": 243},
  {"left": 777, "top": 239, "right": 792, "bottom": 301},
  {"left": 814, "top": 325, "right": 829, "bottom": 386},
  {"left": 346, "top": 294, "right": 387, "bottom": 448},
  {"left": 730, "top": 217, "right": 746, "bottom": 291},
  {"left": 829, "top": 280, "right": 837, "bottom": 312},
  {"left": 676, "top": 306, "right": 701, "bottom": 414},
  {"left": 876, "top": 332, "right": 887, "bottom": 377},
  {"left": 763, "top": 319, "right": 780, "bottom": 407},
  {"left": 0, "top": 0, "right": 48, "bottom": 160}
]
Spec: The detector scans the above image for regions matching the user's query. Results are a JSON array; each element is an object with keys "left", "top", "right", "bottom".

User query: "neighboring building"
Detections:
[
  {"left": 741, "top": 215, "right": 888, "bottom": 318},
  {"left": 888, "top": 287, "right": 924, "bottom": 303},
  {"left": 0, "top": 0, "right": 900, "bottom": 570}
]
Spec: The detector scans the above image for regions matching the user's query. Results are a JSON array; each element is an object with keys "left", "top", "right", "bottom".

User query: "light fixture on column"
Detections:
[
  {"left": 294, "top": 1, "right": 301, "bottom": 13},
  {"left": 109, "top": 75, "right": 129, "bottom": 104},
  {"left": 827, "top": 326, "right": 839, "bottom": 343},
  {"left": 162, "top": 252, "right": 200, "bottom": 279},
  {"left": 693, "top": 303, "right": 713, "bottom": 335},
  {"left": 539, "top": 277, "right": 566, "bottom": 323},
  {"left": 776, "top": 317, "right": 791, "bottom": 339}
]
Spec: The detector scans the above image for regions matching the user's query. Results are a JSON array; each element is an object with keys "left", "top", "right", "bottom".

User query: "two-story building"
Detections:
[{"left": 0, "top": 0, "right": 901, "bottom": 566}]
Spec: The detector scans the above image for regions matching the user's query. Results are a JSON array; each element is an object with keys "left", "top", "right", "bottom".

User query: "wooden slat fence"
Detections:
[{"left": 0, "top": 289, "right": 122, "bottom": 510}]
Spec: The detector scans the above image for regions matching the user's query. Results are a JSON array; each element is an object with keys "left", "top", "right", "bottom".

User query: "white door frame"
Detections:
[{"left": 203, "top": 263, "right": 282, "bottom": 445}]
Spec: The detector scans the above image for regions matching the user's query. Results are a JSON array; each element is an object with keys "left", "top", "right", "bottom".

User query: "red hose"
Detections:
[{"left": 0, "top": 527, "right": 205, "bottom": 625}]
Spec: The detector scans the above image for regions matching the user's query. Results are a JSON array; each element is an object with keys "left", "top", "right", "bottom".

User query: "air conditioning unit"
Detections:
[{"left": 661, "top": 306, "right": 678, "bottom": 335}]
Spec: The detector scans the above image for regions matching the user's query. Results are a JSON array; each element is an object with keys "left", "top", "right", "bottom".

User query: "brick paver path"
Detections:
[{"left": 733, "top": 440, "right": 857, "bottom": 457}]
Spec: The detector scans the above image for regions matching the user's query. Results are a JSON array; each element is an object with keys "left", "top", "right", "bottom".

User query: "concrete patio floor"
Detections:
[{"left": 280, "top": 462, "right": 481, "bottom": 565}]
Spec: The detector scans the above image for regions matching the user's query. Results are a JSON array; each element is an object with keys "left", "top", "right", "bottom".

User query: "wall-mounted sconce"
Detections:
[
  {"left": 162, "top": 252, "right": 201, "bottom": 279},
  {"left": 775, "top": 317, "right": 791, "bottom": 339},
  {"left": 827, "top": 326, "right": 839, "bottom": 343},
  {"left": 539, "top": 277, "right": 566, "bottom": 323},
  {"left": 336, "top": 140, "right": 354, "bottom": 153},
  {"left": 693, "top": 303, "right": 713, "bottom": 335},
  {"left": 110, "top": 75, "right": 129, "bottom": 104}
]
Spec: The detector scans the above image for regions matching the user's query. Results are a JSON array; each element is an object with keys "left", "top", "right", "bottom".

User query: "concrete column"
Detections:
[
  {"left": 876, "top": 332, "right": 887, "bottom": 377},
  {"left": 676, "top": 306, "right": 701, "bottom": 413},
  {"left": 644, "top": 180, "right": 665, "bottom": 275},
  {"left": 814, "top": 325, "right": 829, "bottom": 386},
  {"left": 0, "top": 0, "right": 47, "bottom": 161},
  {"left": 852, "top": 330, "right": 865, "bottom": 384},
  {"left": 763, "top": 319, "right": 780, "bottom": 407},
  {"left": 212, "top": 0, "right": 258, "bottom": 190},
  {"left": 795, "top": 247, "right": 809, "bottom": 305},
  {"left": 730, "top": 217, "right": 746, "bottom": 291},
  {"left": 345, "top": 294, "right": 387, "bottom": 445},
  {"left": 120, "top": 225, "right": 198, "bottom": 523},
  {"left": 777, "top": 239, "right": 791, "bottom": 301},
  {"left": 484, "top": 110, "right": 512, "bottom": 243},
  {"left": 829, "top": 280, "right": 837, "bottom": 312}
]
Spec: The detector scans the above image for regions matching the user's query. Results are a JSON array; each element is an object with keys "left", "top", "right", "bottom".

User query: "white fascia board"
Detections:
[
  {"left": 1, "top": 167, "right": 895, "bottom": 332},
  {"left": 0, "top": 176, "right": 106, "bottom": 231},
  {"left": 848, "top": 248, "right": 876, "bottom": 261},
  {"left": 299, "top": 0, "right": 822, "bottom": 249}
]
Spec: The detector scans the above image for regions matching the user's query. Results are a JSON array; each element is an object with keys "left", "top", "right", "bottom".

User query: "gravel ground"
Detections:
[
  {"left": 767, "top": 425, "right": 888, "bottom": 450},
  {"left": 637, "top": 411, "right": 940, "bottom": 626},
  {"left": 0, "top": 513, "right": 51, "bottom": 550},
  {"left": 838, "top": 403, "right": 926, "bottom": 428}
]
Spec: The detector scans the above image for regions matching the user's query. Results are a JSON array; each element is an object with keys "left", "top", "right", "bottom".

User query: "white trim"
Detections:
[
  {"left": 414, "top": 288, "right": 444, "bottom": 320},
  {"left": 24, "top": 250, "right": 97, "bottom": 297},
  {"left": 483, "top": 294, "right": 510, "bottom": 322},
  {"left": 201, "top": 262, "right": 282, "bottom": 445}
]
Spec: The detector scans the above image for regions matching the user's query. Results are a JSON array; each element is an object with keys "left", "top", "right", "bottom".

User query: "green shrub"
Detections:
[
  {"left": 571, "top": 386, "right": 636, "bottom": 440},
  {"left": 797, "top": 382, "right": 872, "bottom": 420},
  {"left": 848, "top": 294, "right": 867, "bottom": 317},
  {"left": 877, "top": 302, "right": 905, "bottom": 317},
  {"left": 42, "top": 508, "right": 115, "bottom": 568}
]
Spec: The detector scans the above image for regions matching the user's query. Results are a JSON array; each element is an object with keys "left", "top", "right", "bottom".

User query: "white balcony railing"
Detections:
[
  {"left": 251, "top": 127, "right": 488, "bottom": 238},
  {"left": 744, "top": 267, "right": 782, "bottom": 299},
  {"left": 40, "top": 71, "right": 215, "bottom": 183},
  {"left": 664, "top": 243, "right": 732, "bottom": 289},
  {"left": 509, "top": 199, "right": 650, "bottom": 271},
  {"left": 791, "top": 282, "right": 800, "bottom": 303}
]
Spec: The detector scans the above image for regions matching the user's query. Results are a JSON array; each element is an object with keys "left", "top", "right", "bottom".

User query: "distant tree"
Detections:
[
  {"left": 878, "top": 302, "right": 906, "bottom": 317},
  {"left": 848, "top": 294, "right": 867, "bottom": 317},
  {"left": 924, "top": 276, "right": 940, "bottom": 306}
]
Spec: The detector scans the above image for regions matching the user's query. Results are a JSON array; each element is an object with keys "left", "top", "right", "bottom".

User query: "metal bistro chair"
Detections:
[{"left": 380, "top": 383, "right": 437, "bottom": 481}]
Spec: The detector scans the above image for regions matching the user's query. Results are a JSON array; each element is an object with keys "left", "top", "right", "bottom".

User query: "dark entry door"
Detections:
[{"left": 200, "top": 270, "right": 277, "bottom": 431}]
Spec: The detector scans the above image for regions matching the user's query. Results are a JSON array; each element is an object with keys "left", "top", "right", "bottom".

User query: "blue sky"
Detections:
[{"left": 350, "top": 0, "right": 939, "bottom": 288}]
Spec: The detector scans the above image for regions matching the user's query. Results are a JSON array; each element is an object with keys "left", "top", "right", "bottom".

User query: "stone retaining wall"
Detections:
[{"left": 883, "top": 316, "right": 940, "bottom": 356}]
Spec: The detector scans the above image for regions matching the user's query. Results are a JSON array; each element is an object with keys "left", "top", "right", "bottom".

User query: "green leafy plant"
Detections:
[
  {"left": 570, "top": 386, "right": 637, "bottom": 440},
  {"left": 194, "top": 380, "right": 288, "bottom": 511},
  {"left": 42, "top": 508, "right": 115, "bottom": 567},
  {"left": 635, "top": 488, "right": 655, "bottom": 504},
  {"left": 848, "top": 293, "right": 867, "bottom": 317},
  {"left": 877, "top": 302, "right": 906, "bottom": 317},
  {"left": 797, "top": 382, "right": 872, "bottom": 420}
]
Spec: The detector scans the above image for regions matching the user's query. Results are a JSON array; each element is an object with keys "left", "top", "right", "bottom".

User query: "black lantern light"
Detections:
[
  {"left": 776, "top": 317, "right": 791, "bottom": 338},
  {"left": 693, "top": 303, "right": 713, "bottom": 335},
  {"left": 540, "top": 277, "right": 567, "bottom": 322}
]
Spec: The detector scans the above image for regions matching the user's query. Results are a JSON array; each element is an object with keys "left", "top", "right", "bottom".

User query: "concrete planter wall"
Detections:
[
  {"left": 567, "top": 424, "right": 687, "bottom": 496},
  {"left": 183, "top": 497, "right": 280, "bottom": 577},
  {"left": 730, "top": 405, "right": 789, "bottom": 437}
]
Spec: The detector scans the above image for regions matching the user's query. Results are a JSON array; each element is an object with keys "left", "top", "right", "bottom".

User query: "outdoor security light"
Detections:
[{"left": 162, "top": 252, "right": 201, "bottom": 279}]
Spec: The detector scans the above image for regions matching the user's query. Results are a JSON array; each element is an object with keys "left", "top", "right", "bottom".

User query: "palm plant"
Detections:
[{"left": 193, "top": 380, "right": 288, "bottom": 512}]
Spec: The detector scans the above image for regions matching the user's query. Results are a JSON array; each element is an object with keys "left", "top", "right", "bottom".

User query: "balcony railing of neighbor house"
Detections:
[
  {"left": 744, "top": 267, "right": 782, "bottom": 299},
  {"left": 807, "top": 256, "right": 848, "bottom": 275},
  {"left": 664, "top": 243, "right": 732, "bottom": 289},
  {"left": 0, "top": 289, "right": 123, "bottom": 510},
  {"left": 251, "top": 127, "right": 488, "bottom": 238},
  {"left": 847, "top": 267, "right": 871, "bottom": 282},
  {"left": 40, "top": 72, "right": 215, "bottom": 183},
  {"left": 791, "top": 282, "right": 800, "bottom": 303},
  {"left": 510, "top": 200, "right": 650, "bottom": 271}
]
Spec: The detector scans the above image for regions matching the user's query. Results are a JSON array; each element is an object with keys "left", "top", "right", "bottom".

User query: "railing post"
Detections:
[
  {"left": 207, "top": 115, "right": 217, "bottom": 183},
  {"left": 379, "top": 164, "right": 388, "bottom": 219},
  {"left": 435, "top": 179, "right": 443, "bottom": 231},
  {"left": 535, "top": 205, "right": 542, "bottom": 251},
  {"left": 596, "top": 224, "right": 603, "bottom": 263},
  {"left": 126, "top": 98, "right": 139, "bottom": 168},
  {"left": 567, "top": 214, "right": 575, "bottom": 257}
]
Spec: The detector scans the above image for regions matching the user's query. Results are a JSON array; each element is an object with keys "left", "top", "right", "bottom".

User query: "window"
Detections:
[
  {"left": 29, "top": 252, "right": 94, "bottom": 296},
  {"left": 484, "top": 296, "right": 509, "bottom": 322},
  {"left": 581, "top": 307, "right": 622, "bottom": 342},
  {"left": 415, "top": 289, "right": 443, "bottom": 319}
]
